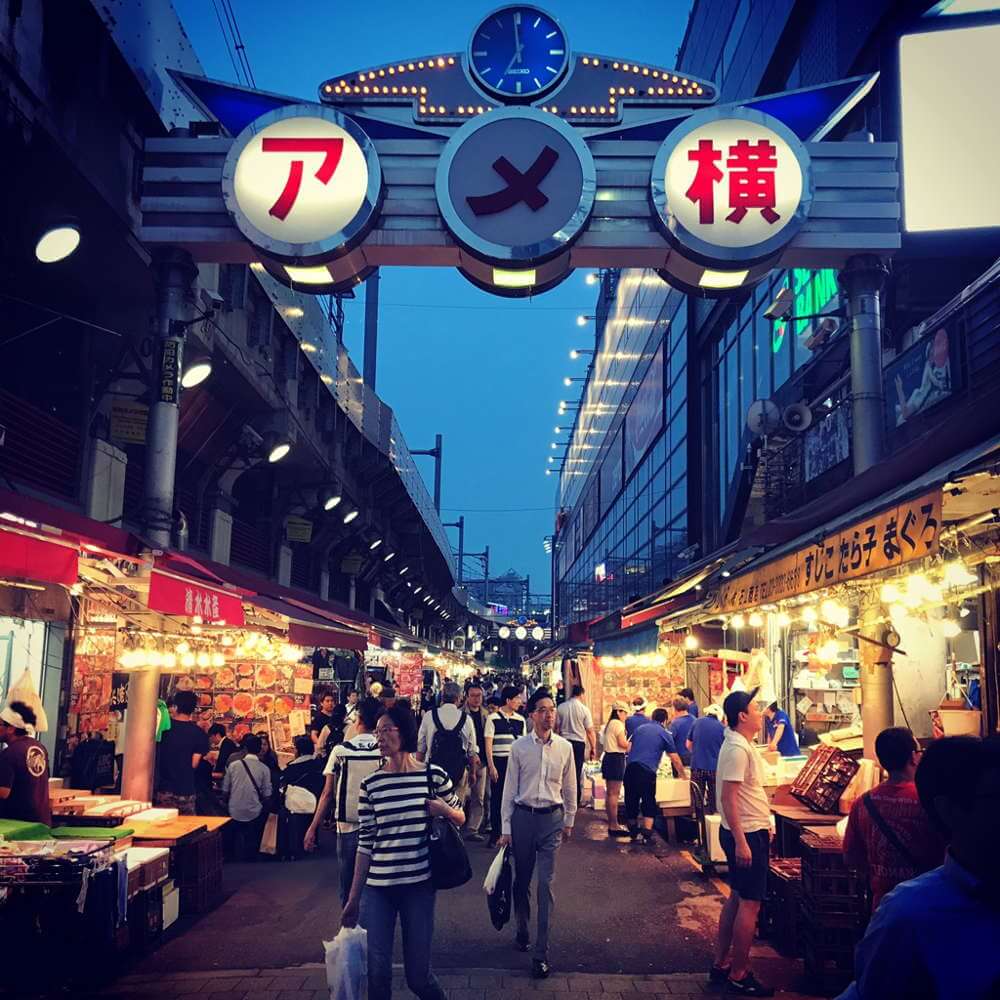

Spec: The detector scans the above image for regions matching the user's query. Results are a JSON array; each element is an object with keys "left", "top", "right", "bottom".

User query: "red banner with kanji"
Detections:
[{"left": 147, "top": 569, "right": 245, "bottom": 625}]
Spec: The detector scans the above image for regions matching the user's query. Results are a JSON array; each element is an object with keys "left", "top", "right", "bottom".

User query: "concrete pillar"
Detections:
[
  {"left": 858, "top": 596, "right": 892, "bottom": 759},
  {"left": 839, "top": 255, "right": 889, "bottom": 476},
  {"left": 277, "top": 544, "right": 293, "bottom": 586},
  {"left": 84, "top": 438, "right": 127, "bottom": 526},
  {"left": 209, "top": 508, "right": 233, "bottom": 565},
  {"left": 120, "top": 667, "right": 162, "bottom": 802}
]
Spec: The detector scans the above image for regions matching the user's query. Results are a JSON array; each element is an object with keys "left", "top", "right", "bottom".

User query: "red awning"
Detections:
[
  {"left": 0, "top": 526, "right": 78, "bottom": 586},
  {"left": 247, "top": 594, "right": 367, "bottom": 651},
  {"left": 147, "top": 568, "right": 246, "bottom": 625}
]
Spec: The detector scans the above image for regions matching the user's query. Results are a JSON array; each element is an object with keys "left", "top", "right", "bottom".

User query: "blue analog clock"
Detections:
[{"left": 468, "top": 6, "right": 569, "bottom": 102}]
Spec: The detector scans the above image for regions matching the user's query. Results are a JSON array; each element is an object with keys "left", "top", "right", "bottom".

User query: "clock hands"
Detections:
[{"left": 503, "top": 16, "right": 525, "bottom": 79}]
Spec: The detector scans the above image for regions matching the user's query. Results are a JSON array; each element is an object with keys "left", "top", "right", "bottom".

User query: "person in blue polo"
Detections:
[{"left": 764, "top": 703, "right": 800, "bottom": 757}]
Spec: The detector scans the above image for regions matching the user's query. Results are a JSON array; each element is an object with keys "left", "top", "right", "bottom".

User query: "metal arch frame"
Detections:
[
  {"left": 220, "top": 103, "right": 385, "bottom": 266},
  {"left": 650, "top": 105, "right": 815, "bottom": 268},
  {"left": 464, "top": 3, "right": 572, "bottom": 104},
  {"left": 435, "top": 106, "right": 596, "bottom": 266}
]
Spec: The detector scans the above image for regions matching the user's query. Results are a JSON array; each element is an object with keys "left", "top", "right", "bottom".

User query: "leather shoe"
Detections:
[
  {"left": 532, "top": 960, "right": 550, "bottom": 979},
  {"left": 515, "top": 933, "right": 530, "bottom": 952}
]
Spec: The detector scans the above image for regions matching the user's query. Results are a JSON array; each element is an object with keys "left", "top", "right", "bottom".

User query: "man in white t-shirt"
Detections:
[
  {"left": 710, "top": 687, "right": 774, "bottom": 998},
  {"left": 555, "top": 685, "right": 596, "bottom": 805}
]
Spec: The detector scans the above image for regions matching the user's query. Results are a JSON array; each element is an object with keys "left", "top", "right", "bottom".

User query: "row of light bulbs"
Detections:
[
  {"left": 598, "top": 652, "right": 669, "bottom": 668},
  {"left": 117, "top": 633, "right": 305, "bottom": 670}
]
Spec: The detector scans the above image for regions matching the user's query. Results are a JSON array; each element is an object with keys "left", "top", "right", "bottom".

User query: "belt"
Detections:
[{"left": 514, "top": 802, "right": 563, "bottom": 815}]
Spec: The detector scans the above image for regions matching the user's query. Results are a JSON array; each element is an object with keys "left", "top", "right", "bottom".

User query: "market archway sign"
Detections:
[{"left": 144, "top": 4, "right": 898, "bottom": 296}]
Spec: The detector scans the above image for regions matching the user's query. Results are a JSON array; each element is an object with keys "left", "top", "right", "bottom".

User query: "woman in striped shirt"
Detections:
[{"left": 342, "top": 703, "right": 464, "bottom": 1000}]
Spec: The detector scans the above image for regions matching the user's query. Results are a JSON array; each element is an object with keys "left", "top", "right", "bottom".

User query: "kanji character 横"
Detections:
[
  {"left": 726, "top": 138, "right": 780, "bottom": 225},
  {"left": 883, "top": 516, "right": 902, "bottom": 561},
  {"left": 686, "top": 138, "right": 724, "bottom": 225}
]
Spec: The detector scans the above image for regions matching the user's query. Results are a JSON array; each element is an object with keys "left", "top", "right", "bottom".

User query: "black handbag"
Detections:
[
  {"left": 487, "top": 848, "right": 513, "bottom": 930},
  {"left": 426, "top": 767, "right": 472, "bottom": 890}
]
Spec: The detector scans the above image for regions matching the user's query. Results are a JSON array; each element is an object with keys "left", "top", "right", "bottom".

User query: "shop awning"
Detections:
[
  {"left": 0, "top": 525, "right": 78, "bottom": 587},
  {"left": 247, "top": 594, "right": 368, "bottom": 651},
  {"left": 592, "top": 622, "right": 660, "bottom": 658}
]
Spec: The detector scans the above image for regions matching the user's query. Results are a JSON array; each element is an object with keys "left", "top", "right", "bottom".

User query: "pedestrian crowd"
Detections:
[{"left": 137, "top": 676, "right": 1000, "bottom": 1000}]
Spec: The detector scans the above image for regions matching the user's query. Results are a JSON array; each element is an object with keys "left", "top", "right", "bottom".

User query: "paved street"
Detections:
[{"left": 52, "top": 810, "right": 824, "bottom": 1000}]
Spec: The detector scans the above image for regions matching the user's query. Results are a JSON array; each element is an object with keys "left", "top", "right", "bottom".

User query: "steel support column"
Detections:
[
  {"left": 839, "top": 254, "right": 889, "bottom": 477},
  {"left": 142, "top": 248, "right": 197, "bottom": 548},
  {"left": 363, "top": 269, "right": 380, "bottom": 390}
]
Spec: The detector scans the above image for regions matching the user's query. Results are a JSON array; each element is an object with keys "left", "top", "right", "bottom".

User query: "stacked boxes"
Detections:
[
  {"left": 790, "top": 745, "right": 859, "bottom": 813},
  {"left": 799, "top": 831, "right": 868, "bottom": 992},
  {"left": 172, "top": 829, "right": 224, "bottom": 915},
  {"left": 761, "top": 858, "right": 803, "bottom": 956}
]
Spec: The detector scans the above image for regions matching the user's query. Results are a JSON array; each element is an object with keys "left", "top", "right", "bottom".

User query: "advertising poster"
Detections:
[
  {"left": 804, "top": 406, "right": 851, "bottom": 482},
  {"left": 624, "top": 342, "right": 665, "bottom": 474},
  {"left": 394, "top": 652, "right": 424, "bottom": 698},
  {"left": 888, "top": 325, "right": 953, "bottom": 428}
]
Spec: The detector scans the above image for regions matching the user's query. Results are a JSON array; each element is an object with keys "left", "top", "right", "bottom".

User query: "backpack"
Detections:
[{"left": 429, "top": 708, "right": 469, "bottom": 786}]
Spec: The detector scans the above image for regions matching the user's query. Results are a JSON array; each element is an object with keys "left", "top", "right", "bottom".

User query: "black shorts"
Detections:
[
  {"left": 719, "top": 827, "right": 770, "bottom": 901},
  {"left": 624, "top": 762, "right": 659, "bottom": 820},
  {"left": 601, "top": 752, "right": 626, "bottom": 782}
]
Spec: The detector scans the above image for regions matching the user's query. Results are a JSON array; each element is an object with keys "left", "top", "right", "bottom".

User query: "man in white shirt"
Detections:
[
  {"left": 499, "top": 689, "right": 577, "bottom": 980},
  {"left": 555, "top": 684, "right": 597, "bottom": 806},
  {"left": 711, "top": 688, "right": 774, "bottom": 998},
  {"left": 304, "top": 697, "right": 383, "bottom": 904},
  {"left": 416, "top": 682, "right": 478, "bottom": 797},
  {"left": 222, "top": 733, "right": 273, "bottom": 862}
]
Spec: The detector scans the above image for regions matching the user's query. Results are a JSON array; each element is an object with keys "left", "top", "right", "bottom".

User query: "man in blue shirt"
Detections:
[
  {"left": 764, "top": 703, "right": 800, "bottom": 757},
  {"left": 624, "top": 708, "right": 684, "bottom": 844},
  {"left": 835, "top": 736, "right": 1000, "bottom": 1000},
  {"left": 668, "top": 696, "right": 697, "bottom": 767},
  {"left": 680, "top": 688, "right": 700, "bottom": 718},
  {"left": 688, "top": 705, "right": 726, "bottom": 813},
  {"left": 625, "top": 696, "right": 653, "bottom": 738}
]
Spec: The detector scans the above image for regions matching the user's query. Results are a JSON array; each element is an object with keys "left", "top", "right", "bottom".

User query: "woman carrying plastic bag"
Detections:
[{"left": 325, "top": 926, "right": 367, "bottom": 1000}]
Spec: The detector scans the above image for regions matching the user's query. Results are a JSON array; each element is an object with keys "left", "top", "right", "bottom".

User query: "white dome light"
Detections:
[{"left": 35, "top": 224, "right": 81, "bottom": 263}]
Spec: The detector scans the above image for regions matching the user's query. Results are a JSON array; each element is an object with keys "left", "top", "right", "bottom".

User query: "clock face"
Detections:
[{"left": 469, "top": 6, "right": 569, "bottom": 101}]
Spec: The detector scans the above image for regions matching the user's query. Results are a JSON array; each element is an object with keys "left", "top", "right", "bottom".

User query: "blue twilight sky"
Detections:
[{"left": 171, "top": 0, "right": 692, "bottom": 593}]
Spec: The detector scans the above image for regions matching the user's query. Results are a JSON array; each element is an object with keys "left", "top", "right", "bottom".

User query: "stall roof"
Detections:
[{"left": 246, "top": 594, "right": 367, "bottom": 651}]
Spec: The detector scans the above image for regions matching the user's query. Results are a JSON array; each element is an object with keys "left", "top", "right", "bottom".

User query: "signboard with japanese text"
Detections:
[
  {"left": 712, "top": 489, "right": 942, "bottom": 613},
  {"left": 159, "top": 338, "right": 181, "bottom": 404},
  {"left": 110, "top": 400, "right": 148, "bottom": 444},
  {"left": 222, "top": 105, "right": 383, "bottom": 266},
  {"left": 147, "top": 569, "right": 246, "bottom": 625},
  {"left": 651, "top": 107, "right": 812, "bottom": 267},
  {"left": 624, "top": 342, "right": 665, "bottom": 474}
]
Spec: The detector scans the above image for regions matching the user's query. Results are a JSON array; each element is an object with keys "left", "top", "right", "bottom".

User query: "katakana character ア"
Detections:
[
  {"left": 184, "top": 588, "right": 194, "bottom": 615},
  {"left": 686, "top": 138, "right": 724, "bottom": 225},
  {"left": 260, "top": 137, "right": 345, "bottom": 220},
  {"left": 883, "top": 517, "right": 902, "bottom": 560},
  {"left": 726, "top": 139, "right": 780, "bottom": 225}
]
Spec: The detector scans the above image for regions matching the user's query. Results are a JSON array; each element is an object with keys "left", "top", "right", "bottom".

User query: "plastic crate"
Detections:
[
  {"left": 179, "top": 868, "right": 223, "bottom": 915},
  {"left": 761, "top": 861, "right": 803, "bottom": 956},
  {"left": 790, "top": 745, "right": 859, "bottom": 813},
  {"left": 802, "top": 866, "right": 866, "bottom": 899},
  {"left": 800, "top": 831, "right": 850, "bottom": 871},
  {"left": 171, "top": 829, "right": 223, "bottom": 887}
]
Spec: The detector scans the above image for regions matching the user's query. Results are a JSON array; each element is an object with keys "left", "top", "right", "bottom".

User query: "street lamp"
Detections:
[
  {"left": 180, "top": 354, "right": 212, "bottom": 389},
  {"left": 263, "top": 432, "right": 291, "bottom": 463},
  {"left": 321, "top": 489, "right": 342, "bottom": 511},
  {"left": 569, "top": 349, "right": 595, "bottom": 360},
  {"left": 563, "top": 376, "right": 586, "bottom": 386},
  {"left": 343, "top": 509, "right": 359, "bottom": 524},
  {"left": 35, "top": 221, "right": 81, "bottom": 263},
  {"left": 584, "top": 272, "right": 599, "bottom": 286},
  {"left": 576, "top": 314, "right": 595, "bottom": 327}
]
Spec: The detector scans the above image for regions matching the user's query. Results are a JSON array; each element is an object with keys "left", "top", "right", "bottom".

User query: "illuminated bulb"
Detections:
[
  {"left": 880, "top": 582, "right": 901, "bottom": 604},
  {"left": 748, "top": 612, "right": 764, "bottom": 628},
  {"left": 190, "top": 624, "right": 202, "bottom": 635},
  {"left": 146, "top": 650, "right": 163, "bottom": 668},
  {"left": 960, "top": 606, "right": 971, "bottom": 618},
  {"left": 802, "top": 606, "right": 818, "bottom": 623},
  {"left": 776, "top": 612, "right": 792, "bottom": 628},
  {"left": 817, "top": 640, "right": 840, "bottom": 664},
  {"left": 942, "top": 619, "right": 961, "bottom": 638},
  {"left": 281, "top": 644, "right": 303, "bottom": 663},
  {"left": 221, "top": 634, "right": 233, "bottom": 647},
  {"left": 196, "top": 652, "right": 210, "bottom": 668},
  {"left": 181, "top": 653, "right": 196, "bottom": 669},
  {"left": 211, "top": 653, "right": 225, "bottom": 667},
  {"left": 684, "top": 634, "right": 699, "bottom": 650},
  {"left": 731, "top": 613, "right": 746, "bottom": 630},
  {"left": 162, "top": 653, "right": 177, "bottom": 669},
  {"left": 889, "top": 603, "right": 908, "bottom": 623},
  {"left": 943, "top": 562, "right": 977, "bottom": 588}
]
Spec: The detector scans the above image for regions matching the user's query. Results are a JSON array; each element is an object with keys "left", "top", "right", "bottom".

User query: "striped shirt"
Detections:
[
  {"left": 357, "top": 764, "right": 459, "bottom": 887},
  {"left": 484, "top": 710, "right": 526, "bottom": 759}
]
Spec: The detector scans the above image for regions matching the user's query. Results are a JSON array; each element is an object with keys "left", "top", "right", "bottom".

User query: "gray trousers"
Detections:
[{"left": 511, "top": 805, "right": 564, "bottom": 962}]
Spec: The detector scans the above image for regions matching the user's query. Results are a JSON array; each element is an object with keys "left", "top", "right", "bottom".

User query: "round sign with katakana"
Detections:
[
  {"left": 221, "top": 104, "right": 383, "bottom": 265},
  {"left": 435, "top": 107, "right": 595, "bottom": 265},
  {"left": 651, "top": 107, "right": 812, "bottom": 266}
]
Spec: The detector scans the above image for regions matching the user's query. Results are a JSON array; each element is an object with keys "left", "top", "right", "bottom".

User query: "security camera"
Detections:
[
  {"left": 763, "top": 287, "right": 794, "bottom": 321},
  {"left": 200, "top": 288, "right": 224, "bottom": 315}
]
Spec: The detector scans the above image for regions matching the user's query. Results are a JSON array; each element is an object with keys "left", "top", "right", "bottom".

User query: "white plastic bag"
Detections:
[
  {"left": 324, "top": 925, "right": 367, "bottom": 1000},
  {"left": 483, "top": 845, "right": 506, "bottom": 895}
]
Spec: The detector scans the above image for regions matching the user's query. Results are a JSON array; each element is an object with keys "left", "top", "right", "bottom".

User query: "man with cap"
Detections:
[
  {"left": 710, "top": 687, "right": 774, "bottom": 997},
  {"left": 0, "top": 701, "right": 51, "bottom": 825}
]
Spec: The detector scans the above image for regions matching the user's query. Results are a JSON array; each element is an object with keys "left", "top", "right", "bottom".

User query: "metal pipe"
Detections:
[
  {"left": 142, "top": 249, "right": 196, "bottom": 548},
  {"left": 363, "top": 269, "right": 380, "bottom": 390},
  {"left": 839, "top": 255, "right": 888, "bottom": 477},
  {"left": 433, "top": 433, "right": 442, "bottom": 513}
]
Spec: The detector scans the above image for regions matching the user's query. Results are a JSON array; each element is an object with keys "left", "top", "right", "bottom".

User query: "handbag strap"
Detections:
[
  {"left": 241, "top": 759, "right": 267, "bottom": 809},
  {"left": 862, "top": 792, "right": 919, "bottom": 869}
]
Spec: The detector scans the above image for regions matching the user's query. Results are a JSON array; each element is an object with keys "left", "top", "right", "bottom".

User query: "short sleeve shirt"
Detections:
[
  {"left": 715, "top": 729, "right": 771, "bottom": 833},
  {"left": 157, "top": 720, "right": 209, "bottom": 796},
  {"left": 0, "top": 737, "right": 51, "bottom": 825},
  {"left": 626, "top": 724, "right": 678, "bottom": 774},
  {"left": 556, "top": 698, "right": 593, "bottom": 742}
]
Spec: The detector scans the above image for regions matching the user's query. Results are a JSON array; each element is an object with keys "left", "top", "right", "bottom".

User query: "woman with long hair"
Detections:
[
  {"left": 341, "top": 703, "right": 464, "bottom": 1000},
  {"left": 601, "top": 702, "right": 630, "bottom": 837}
]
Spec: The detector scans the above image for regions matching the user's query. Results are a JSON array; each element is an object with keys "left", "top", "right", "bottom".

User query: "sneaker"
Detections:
[
  {"left": 465, "top": 832, "right": 488, "bottom": 843},
  {"left": 727, "top": 972, "right": 774, "bottom": 997},
  {"left": 515, "top": 933, "right": 531, "bottom": 952},
  {"left": 531, "top": 960, "right": 550, "bottom": 979},
  {"left": 709, "top": 964, "right": 731, "bottom": 985}
]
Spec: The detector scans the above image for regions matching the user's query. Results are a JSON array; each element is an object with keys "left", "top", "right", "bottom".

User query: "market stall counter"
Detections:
[{"left": 769, "top": 785, "right": 842, "bottom": 858}]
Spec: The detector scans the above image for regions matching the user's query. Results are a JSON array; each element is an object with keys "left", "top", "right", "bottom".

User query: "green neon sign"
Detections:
[{"left": 771, "top": 268, "right": 838, "bottom": 353}]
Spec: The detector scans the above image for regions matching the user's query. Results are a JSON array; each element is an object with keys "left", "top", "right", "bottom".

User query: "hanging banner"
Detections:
[
  {"left": 147, "top": 569, "right": 246, "bottom": 625},
  {"left": 712, "top": 489, "right": 942, "bottom": 613},
  {"left": 394, "top": 651, "right": 424, "bottom": 698}
]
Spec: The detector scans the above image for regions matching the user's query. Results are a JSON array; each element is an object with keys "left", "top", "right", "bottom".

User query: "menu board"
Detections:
[
  {"left": 177, "top": 660, "right": 312, "bottom": 751},
  {"left": 70, "top": 634, "right": 116, "bottom": 733}
]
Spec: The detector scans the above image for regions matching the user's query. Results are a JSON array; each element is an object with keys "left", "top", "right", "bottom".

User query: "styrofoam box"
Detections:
[
  {"left": 162, "top": 883, "right": 180, "bottom": 930},
  {"left": 704, "top": 814, "right": 728, "bottom": 863},
  {"left": 127, "top": 808, "right": 179, "bottom": 823},
  {"left": 655, "top": 776, "right": 691, "bottom": 806}
]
